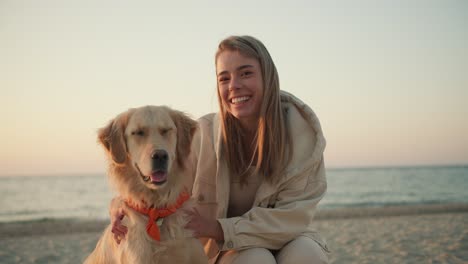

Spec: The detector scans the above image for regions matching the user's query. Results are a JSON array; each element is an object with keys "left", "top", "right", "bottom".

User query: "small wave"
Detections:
[{"left": 319, "top": 200, "right": 458, "bottom": 209}]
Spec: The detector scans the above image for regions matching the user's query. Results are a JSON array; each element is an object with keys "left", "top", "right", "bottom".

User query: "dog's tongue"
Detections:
[{"left": 150, "top": 171, "right": 167, "bottom": 183}]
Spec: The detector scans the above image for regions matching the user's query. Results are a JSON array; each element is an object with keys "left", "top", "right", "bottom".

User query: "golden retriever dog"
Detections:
[{"left": 84, "top": 106, "right": 207, "bottom": 264}]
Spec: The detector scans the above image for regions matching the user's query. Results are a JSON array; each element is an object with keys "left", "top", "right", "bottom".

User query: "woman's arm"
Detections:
[
  {"left": 185, "top": 207, "right": 224, "bottom": 241},
  {"left": 109, "top": 196, "right": 127, "bottom": 244},
  {"left": 217, "top": 158, "right": 326, "bottom": 251}
]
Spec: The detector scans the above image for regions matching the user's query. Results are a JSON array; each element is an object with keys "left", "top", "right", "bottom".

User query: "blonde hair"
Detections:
[{"left": 215, "top": 35, "right": 292, "bottom": 184}]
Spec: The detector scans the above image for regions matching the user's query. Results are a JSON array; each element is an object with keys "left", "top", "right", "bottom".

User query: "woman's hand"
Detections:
[
  {"left": 185, "top": 208, "right": 224, "bottom": 242},
  {"left": 109, "top": 197, "right": 127, "bottom": 244}
]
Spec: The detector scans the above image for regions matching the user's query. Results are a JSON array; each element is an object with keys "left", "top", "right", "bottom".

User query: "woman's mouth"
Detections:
[{"left": 230, "top": 96, "right": 251, "bottom": 104}]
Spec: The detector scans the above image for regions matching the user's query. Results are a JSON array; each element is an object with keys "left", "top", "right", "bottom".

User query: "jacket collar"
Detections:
[{"left": 212, "top": 114, "right": 230, "bottom": 217}]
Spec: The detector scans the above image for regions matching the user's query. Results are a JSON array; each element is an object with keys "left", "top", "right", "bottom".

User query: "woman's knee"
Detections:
[
  {"left": 218, "top": 247, "right": 276, "bottom": 264},
  {"left": 276, "top": 236, "right": 329, "bottom": 264}
]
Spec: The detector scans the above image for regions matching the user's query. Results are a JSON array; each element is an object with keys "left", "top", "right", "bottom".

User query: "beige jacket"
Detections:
[{"left": 190, "top": 91, "right": 329, "bottom": 260}]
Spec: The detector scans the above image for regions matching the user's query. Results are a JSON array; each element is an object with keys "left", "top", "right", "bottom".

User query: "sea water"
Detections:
[{"left": 1, "top": 166, "right": 467, "bottom": 222}]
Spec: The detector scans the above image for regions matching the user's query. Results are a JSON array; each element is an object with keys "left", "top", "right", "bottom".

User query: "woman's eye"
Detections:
[
  {"left": 218, "top": 77, "right": 229, "bottom": 83},
  {"left": 241, "top": 71, "right": 252, "bottom": 77}
]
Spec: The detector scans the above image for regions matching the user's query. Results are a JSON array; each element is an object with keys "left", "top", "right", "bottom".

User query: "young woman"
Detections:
[{"left": 111, "top": 35, "right": 330, "bottom": 263}]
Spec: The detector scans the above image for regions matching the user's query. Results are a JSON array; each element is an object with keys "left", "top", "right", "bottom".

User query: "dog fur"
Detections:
[{"left": 84, "top": 106, "right": 207, "bottom": 264}]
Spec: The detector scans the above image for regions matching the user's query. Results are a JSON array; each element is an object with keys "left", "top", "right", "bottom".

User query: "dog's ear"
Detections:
[
  {"left": 98, "top": 110, "right": 133, "bottom": 165},
  {"left": 170, "top": 110, "right": 198, "bottom": 169}
]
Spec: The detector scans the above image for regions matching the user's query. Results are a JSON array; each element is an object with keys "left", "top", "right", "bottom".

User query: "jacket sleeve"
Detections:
[{"left": 216, "top": 157, "right": 327, "bottom": 251}]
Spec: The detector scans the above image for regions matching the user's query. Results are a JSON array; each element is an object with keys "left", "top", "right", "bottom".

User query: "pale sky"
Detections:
[{"left": 1, "top": 0, "right": 467, "bottom": 176}]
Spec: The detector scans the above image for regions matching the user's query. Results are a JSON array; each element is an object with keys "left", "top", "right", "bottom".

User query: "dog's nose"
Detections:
[{"left": 151, "top": 149, "right": 168, "bottom": 163}]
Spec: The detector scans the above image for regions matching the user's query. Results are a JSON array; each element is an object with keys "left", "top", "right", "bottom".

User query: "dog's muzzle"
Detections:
[
  {"left": 135, "top": 149, "right": 169, "bottom": 185},
  {"left": 151, "top": 149, "right": 168, "bottom": 171}
]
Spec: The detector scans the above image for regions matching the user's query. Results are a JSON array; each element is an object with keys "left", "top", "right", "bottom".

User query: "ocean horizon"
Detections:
[{"left": 1, "top": 165, "right": 467, "bottom": 223}]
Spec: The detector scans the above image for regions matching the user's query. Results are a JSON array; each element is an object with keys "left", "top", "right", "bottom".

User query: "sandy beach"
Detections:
[{"left": 1, "top": 203, "right": 467, "bottom": 264}]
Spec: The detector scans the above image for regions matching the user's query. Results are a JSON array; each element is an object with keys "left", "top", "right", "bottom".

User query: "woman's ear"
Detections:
[
  {"left": 170, "top": 110, "right": 198, "bottom": 169},
  {"left": 97, "top": 111, "right": 132, "bottom": 165}
]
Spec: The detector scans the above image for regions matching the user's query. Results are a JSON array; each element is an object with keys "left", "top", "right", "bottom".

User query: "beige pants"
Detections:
[{"left": 216, "top": 236, "right": 329, "bottom": 264}]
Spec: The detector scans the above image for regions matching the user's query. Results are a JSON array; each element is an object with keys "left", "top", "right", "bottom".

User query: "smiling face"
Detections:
[{"left": 216, "top": 50, "right": 264, "bottom": 131}]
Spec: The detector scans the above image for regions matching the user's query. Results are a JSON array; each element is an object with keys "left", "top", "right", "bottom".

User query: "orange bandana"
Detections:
[{"left": 125, "top": 192, "right": 190, "bottom": 241}]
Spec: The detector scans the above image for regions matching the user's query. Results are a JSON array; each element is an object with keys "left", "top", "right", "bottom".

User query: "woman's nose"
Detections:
[{"left": 228, "top": 76, "right": 241, "bottom": 90}]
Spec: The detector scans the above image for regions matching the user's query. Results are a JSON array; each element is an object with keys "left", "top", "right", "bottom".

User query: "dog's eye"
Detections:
[
  {"left": 160, "top": 128, "right": 172, "bottom": 136},
  {"left": 131, "top": 130, "right": 145, "bottom": 136}
]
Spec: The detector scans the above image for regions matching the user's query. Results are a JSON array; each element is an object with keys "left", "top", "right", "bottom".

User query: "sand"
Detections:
[{"left": 1, "top": 203, "right": 467, "bottom": 264}]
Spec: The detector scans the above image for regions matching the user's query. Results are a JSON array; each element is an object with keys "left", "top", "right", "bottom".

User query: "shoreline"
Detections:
[
  {"left": 1, "top": 202, "right": 467, "bottom": 238},
  {"left": 315, "top": 202, "right": 468, "bottom": 219}
]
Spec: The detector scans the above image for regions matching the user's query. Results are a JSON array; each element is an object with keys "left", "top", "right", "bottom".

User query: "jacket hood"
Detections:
[{"left": 280, "top": 90, "right": 326, "bottom": 167}]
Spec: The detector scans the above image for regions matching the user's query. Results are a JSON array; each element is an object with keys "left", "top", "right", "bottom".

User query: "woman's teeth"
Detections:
[{"left": 231, "top": 96, "right": 250, "bottom": 104}]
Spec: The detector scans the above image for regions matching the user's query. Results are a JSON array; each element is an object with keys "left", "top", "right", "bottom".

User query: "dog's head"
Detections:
[{"left": 98, "top": 106, "right": 197, "bottom": 193}]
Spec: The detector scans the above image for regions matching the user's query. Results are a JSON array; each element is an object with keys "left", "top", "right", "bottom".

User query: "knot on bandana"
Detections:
[{"left": 125, "top": 192, "right": 190, "bottom": 241}]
